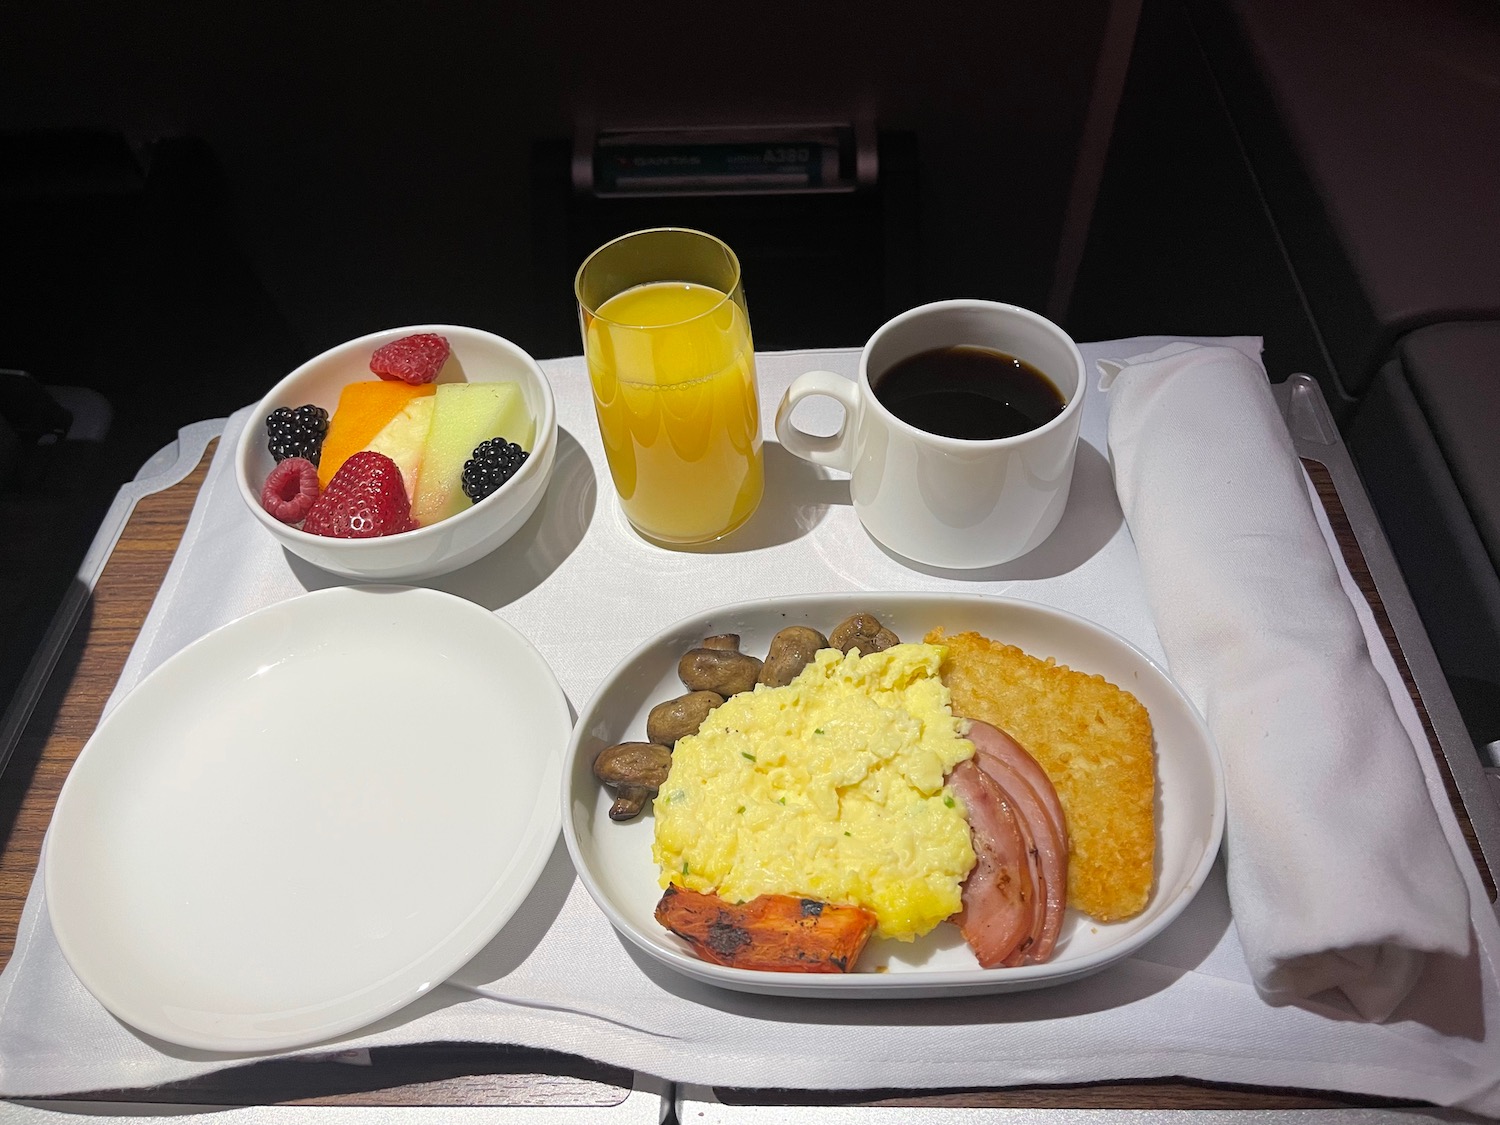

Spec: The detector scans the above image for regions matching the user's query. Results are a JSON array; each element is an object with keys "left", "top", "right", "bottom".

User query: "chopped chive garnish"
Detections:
[
  {"left": 742, "top": 752, "right": 756, "bottom": 761},
  {"left": 944, "top": 796, "right": 956, "bottom": 808}
]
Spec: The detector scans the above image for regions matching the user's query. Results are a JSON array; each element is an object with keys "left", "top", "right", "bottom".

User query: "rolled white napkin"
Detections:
[{"left": 1105, "top": 343, "right": 1471, "bottom": 1020}]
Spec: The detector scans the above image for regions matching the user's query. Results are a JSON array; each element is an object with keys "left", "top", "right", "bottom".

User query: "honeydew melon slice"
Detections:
[
  {"left": 410, "top": 382, "right": 533, "bottom": 526},
  {"left": 364, "top": 395, "right": 436, "bottom": 500},
  {"left": 318, "top": 381, "right": 435, "bottom": 487}
]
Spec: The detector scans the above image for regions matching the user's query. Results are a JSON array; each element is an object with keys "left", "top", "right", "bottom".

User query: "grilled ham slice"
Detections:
[
  {"left": 963, "top": 719, "right": 1069, "bottom": 964},
  {"left": 949, "top": 721, "right": 1071, "bottom": 967},
  {"left": 947, "top": 759, "right": 1038, "bottom": 967}
]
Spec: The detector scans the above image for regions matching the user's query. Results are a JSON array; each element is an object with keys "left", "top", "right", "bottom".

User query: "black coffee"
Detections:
[{"left": 872, "top": 345, "right": 1065, "bottom": 440}]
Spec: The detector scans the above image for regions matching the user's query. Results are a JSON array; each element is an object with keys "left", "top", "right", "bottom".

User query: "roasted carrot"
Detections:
[{"left": 655, "top": 885, "right": 878, "bottom": 973}]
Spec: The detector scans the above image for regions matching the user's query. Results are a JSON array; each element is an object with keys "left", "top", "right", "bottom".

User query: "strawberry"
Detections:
[
  {"left": 260, "top": 457, "right": 321, "bottom": 524},
  {"left": 301, "top": 451, "right": 417, "bottom": 538},
  {"left": 370, "top": 332, "right": 451, "bottom": 385}
]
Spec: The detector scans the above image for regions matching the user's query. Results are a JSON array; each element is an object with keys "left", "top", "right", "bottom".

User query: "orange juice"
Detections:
[{"left": 584, "top": 281, "right": 764, "bottom": 543}]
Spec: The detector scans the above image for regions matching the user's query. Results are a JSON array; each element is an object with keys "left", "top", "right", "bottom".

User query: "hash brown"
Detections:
[{"left": 926, "top": 628, "right": 1156, "bottom": 922}]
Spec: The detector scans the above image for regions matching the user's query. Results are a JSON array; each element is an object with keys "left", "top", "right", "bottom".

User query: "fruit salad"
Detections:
[{"left": 257, "top": 333, "right": 533, "bottom": 538}]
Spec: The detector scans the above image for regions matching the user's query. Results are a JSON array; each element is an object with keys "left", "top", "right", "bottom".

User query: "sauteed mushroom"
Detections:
[
  {"left": 829, "top": 612, "right": 900, "bottom": 655},
  {"left": 679, "top": 635, "right": 763, "bottom": 696},
  {"left": 593, "top": 741, "right": 673, "bottom": 821},
  {"left": 759, "top": 625, "right": 830, "bottom": 687},
  {"left": 647, "top": 690, "right": 725, "bottom": 747},
  {"left": 607, "top": 787, "right": 650, "bottom": 821}
]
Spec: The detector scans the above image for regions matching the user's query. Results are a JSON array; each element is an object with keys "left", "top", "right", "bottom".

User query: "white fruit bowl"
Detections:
[{"left": 234, "top": 324, "right": 557, "bottom": 581}]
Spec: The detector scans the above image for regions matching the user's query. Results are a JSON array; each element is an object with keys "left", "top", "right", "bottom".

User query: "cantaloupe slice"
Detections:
[
  {"left": 364, "top": 395, "right": 436, "bottom": 500},
  {"left": 318, "top": 381, "right": 436, "bottom": 487},
  {"left": 410, "top": 383, "right": 533, "bottom": 526}
]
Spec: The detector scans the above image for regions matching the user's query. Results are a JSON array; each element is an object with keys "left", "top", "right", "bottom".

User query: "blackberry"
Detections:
[
  {"left": 462, "top": 437, "right": 529, "bottom": 503},
  {"left": 266, "top": 404, "right": 330, "bottom": 464}
]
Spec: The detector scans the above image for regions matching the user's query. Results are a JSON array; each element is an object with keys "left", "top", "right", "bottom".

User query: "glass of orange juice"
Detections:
[{"left": 575, "top": 228, "right": 765, "bottom": 545}]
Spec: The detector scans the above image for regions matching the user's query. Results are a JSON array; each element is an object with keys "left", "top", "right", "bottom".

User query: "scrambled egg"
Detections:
[{"left": 652, "top": 643, "right": 975, "bottom": 941}]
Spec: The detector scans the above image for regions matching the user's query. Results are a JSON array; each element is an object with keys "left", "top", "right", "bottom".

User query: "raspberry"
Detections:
[
  {"left": 461, "top": 437, "right": 529, "bottom": 504},
  {"left": 260, "top": 457, "right": 320, "bottom": 524},
  {"left": 265, "top": 404, "right": 329, "bottom": 464},
  {"left": 369, "top": 333, "right": 451, "bottom": 385},
  {"left": 301, "top": 451, "right": 416, "bottom": 538}
]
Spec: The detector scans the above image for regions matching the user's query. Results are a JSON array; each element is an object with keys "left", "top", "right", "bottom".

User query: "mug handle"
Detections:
[{"left": 774, "top": 370, "right": 860, "bottom": 473}]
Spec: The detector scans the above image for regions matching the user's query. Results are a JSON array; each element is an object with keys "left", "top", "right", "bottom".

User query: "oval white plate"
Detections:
[
  {"left": 46, "top": 586, "right": 571, "bottom": 1051},
  {"left": 563, "top": 592, "right": 1224, "bottom": 998}
]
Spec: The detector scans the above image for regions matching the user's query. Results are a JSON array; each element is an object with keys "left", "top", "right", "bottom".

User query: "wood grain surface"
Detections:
[
  {"left": 0, "top": 449, "right": 1476, "bottom": 1113},
  {"left": 1, "top": 445, "right": 220, "bottom": 967}
]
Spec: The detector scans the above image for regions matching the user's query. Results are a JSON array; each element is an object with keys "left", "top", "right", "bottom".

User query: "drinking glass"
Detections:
[{"left": 575, "top": 228, "right": 764, "bottom": 545}]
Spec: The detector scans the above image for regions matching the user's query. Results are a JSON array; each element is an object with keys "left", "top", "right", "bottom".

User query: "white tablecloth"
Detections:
[{"left": 2, "top": 338, "right": 1497, "bottom": 1112}]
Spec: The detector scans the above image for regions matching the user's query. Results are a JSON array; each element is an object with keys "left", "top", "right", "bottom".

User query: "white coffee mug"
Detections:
[{"left": 775, "top": 300, "right": 1087, "bottom": 569}]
